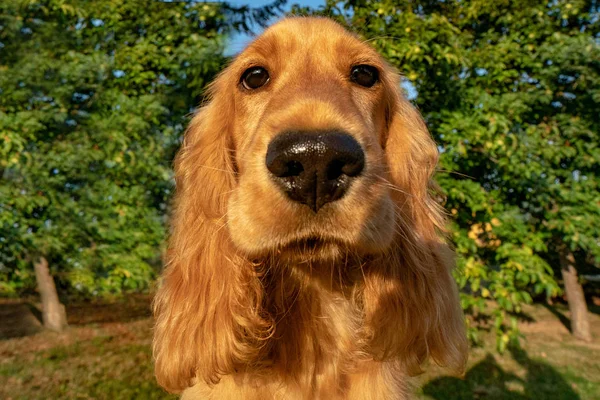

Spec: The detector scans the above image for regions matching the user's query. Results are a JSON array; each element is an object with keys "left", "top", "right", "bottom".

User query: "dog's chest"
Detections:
[
  {"left": 269, "top": 288, "right": 361, "bottom": 371},
  {"left": 182, "top": 290, "right": 406, "bottom": 399}
]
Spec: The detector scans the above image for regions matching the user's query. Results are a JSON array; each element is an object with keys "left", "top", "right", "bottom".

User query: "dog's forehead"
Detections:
[
  {"left": 262, "top": 17, "right": 354, "bottom": 43},
  {"left": 242, "top": 17, "right": 379, "bottom": 66}
]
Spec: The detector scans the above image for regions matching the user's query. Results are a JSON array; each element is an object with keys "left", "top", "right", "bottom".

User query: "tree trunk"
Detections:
[
  {"left": 33, "top": 256, "right": 67, "bottom": 332},
  {"left": 559, "top": 249, "right": 591, "bottom": 342}
]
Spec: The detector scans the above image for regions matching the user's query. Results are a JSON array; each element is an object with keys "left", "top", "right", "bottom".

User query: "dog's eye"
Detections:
[
  {"left": 350, "top": 65, "right": 379, "bottom": 88},
  {"left": 241, "top": 67, "right": 270, "bottom": 90}
]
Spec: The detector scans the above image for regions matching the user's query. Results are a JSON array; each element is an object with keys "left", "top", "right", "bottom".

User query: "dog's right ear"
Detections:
[
  {"left": 152, "top": 69, "right": 272, "bottom": 393},
  {"left": 360, "top": 65, "right": 468, "bottom": 376},
  {"left": 172, "top": 72, "right": 237, "bottom": 219}
]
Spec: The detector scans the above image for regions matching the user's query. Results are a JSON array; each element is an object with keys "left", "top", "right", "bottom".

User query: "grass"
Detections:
[
  {"left": 0, "top": 297, "right": 598, "bottom": 399},
  {"left": 0, "top": 318, "right": 176, "bottom": 400},
  {"left": 416, "top": 303, "right": 600, "bottom": 400}
]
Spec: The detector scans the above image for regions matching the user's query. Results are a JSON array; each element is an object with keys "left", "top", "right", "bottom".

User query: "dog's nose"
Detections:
[{"left": 266, "top": 131, "right": 365, "bottom": 212}]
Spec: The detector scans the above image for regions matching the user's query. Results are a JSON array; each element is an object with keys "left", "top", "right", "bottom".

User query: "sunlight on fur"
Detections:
[{"left": 153, "top": 17, "right": 468, "bottom": 400}]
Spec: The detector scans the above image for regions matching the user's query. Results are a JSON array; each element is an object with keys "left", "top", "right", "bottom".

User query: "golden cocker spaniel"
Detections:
[{"left": 153, "top": 17, "right": 468, "bottom": 400}]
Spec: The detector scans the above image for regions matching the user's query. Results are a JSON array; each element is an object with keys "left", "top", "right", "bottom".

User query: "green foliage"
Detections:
[
  {"left": 0, "top": 0, "right": 283, "bottom": 296},
  {"left": 311, "top": 0, "right": 600, "bottom": 347},
  {"left": 2, "top": 0, "right": 598, "bottom": 350}
]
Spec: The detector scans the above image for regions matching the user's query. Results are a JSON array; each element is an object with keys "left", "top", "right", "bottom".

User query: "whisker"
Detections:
[
  {"left": 435, "top": 168, "right": 477, "bottom": 180},
  {"left": 214, "top": 211, "right": 231, "bottom": 234},
  {"left": 373, "top": 178, "right": 415, "bottom": 198},
  {"left": 196, "top": 164, "right": 239, "bottom": 174},
  {"left": 219, "top": 188, "right": 237, "bottom": 197},
  {"left": 362, "top": 35, "right": 404, "bottom": 44}
]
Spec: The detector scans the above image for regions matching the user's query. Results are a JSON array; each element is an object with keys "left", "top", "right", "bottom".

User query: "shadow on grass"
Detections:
[
  {"left": 588, "top": 302, "right": 600, "bottom": 317},
  {"left": 542, "top": 302, "right": 573, "bottom": 333},
  {"left": 66, "top": 294, "right": 152, "bottom": 325},
  {"left": 422, "top": 347, "right": 580, "bottom": 400},
  {"left": 0, "top": 302, "right": 42, "bottom": 339},
  {"left": 0, "top": 295, "right": 153, "bottom": 339}
]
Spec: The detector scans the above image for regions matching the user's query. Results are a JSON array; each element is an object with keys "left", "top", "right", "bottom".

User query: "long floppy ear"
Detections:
[
  {"left": 362, "top": 68, "right": 468, "bottom": 375},
  {"left": 152, "top": 70, "right": 272, "bottom": 393}
]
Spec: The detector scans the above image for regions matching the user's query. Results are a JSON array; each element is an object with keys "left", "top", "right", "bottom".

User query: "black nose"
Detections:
[{"left": 266, "top": 131, "right": 365, "bottom": 212}]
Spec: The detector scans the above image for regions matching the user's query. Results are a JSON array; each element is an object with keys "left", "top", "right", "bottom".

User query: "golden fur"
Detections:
[{"left": 153, "top": 17, "right": 468, "bottom": 399}]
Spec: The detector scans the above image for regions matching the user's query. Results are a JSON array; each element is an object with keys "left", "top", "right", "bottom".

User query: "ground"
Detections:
[{"left": 0, "top": 296, "right": 598, "bottom": 400}]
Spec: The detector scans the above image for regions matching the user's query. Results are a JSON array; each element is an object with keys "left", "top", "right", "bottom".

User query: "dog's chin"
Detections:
[
  {"left": 274, "top": 237, "right": 350, "bottom": 262},
  {"left": 242, "top": 234, "right": 390, "bottom": 264}
]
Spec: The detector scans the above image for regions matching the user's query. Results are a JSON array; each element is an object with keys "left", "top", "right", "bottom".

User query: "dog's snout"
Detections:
[{"left": 266, "top": 131, "right": 365, "bottom": 212}]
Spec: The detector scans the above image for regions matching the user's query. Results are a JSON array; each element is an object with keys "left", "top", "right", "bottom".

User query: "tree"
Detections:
[
  {"left": 0, "top": 0, "right": 284, "bottom": 308},
  {"left": 308, "top": 0, "right": 599, "bottom": 345},
  {"left": 33, "top": 256, "right": 67, "bottom": 331}
]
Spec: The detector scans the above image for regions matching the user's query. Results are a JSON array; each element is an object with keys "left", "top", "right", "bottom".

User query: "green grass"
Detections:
[
  {"left": 0, "top": 300, "right": 597, "bottom": 399},
  {"left": 0, "top": 319, "right": 176, "bottom": 400},
  {"left": 417, "top": 303, "right": 600, "bottom": 400},
  {"left": 417, "top": 349, "right": 596, "bottom": 400}
]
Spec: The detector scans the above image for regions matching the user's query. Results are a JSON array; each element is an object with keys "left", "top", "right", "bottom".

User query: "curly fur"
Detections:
[{"left": 153, "top": 17, "right": 468, "bottom": 400}]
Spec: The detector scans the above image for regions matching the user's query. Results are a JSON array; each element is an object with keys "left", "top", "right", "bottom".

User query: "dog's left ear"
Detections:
[
  {"left": 152, "top": 68, "right": 272, "bottom": 393},
  {"left": 362, "top": 67, "right": 468, "bottom": 375},
  {"left": 380, "top": 69, "right": 444, "bottom": 239}
]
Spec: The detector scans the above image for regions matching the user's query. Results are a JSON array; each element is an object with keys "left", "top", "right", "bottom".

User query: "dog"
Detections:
[{"left": 153, "top": 17, "right": 467, "bottom": 400}]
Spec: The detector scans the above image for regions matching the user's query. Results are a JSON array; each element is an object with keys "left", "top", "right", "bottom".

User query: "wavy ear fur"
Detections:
[
  {"left": 362, "top": 69, "right": 468, "bottom": 375},
  {"left": 152, "top": 71, "right": 272, "bottom": 393}
]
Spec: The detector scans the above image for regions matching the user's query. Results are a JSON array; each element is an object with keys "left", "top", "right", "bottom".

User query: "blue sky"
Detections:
[{"left": 226, "top": 0, "right": 325, "bottom": 55}]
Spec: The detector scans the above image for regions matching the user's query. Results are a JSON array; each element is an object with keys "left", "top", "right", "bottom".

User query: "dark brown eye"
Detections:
[
  {"left": 350, "top": 65, "right": 379, "bottom": 87},
  {"left": 241, "top": 66, "right": 270, "bottom": 90}
]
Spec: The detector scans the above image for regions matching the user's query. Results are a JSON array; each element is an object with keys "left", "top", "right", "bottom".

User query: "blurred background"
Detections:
[{"left": 0, "top": 0, "right": 598, "bottom": 399}]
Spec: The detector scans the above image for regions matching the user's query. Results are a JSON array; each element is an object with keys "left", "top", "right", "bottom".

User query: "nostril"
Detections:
[
  {"left": 282, "top": 160, "right": 304, "bottom": 177},
  {"left": 267, "top": 158, "right": 304, "bottom": 178},
  {"left": 326, "top": 156, "right": 365, "bottom": 180},
  {"left": 341, "top": 158, "right": 364, "bottom": 177},
  {"left": 326, "top": 159, "right": 345, "bottom": 180},
  {"left": 266, "top": 151, "right": 304, "bottom": 177}
]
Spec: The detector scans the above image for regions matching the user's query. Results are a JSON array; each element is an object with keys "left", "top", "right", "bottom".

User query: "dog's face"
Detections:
[
  {"left": 223, "top": 18, "right": 399, "bottom": 259},
  {"left": 155, "top": 20, "right": 467, "bottom": 392}
]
